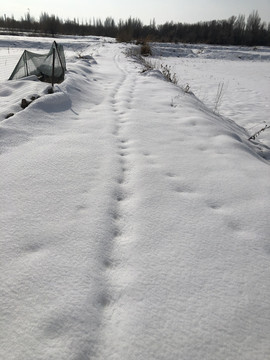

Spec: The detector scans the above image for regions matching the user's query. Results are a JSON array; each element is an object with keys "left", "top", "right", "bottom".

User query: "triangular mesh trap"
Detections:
[{"left": 9, "top": 41, "right": 66, "bottom": 83}]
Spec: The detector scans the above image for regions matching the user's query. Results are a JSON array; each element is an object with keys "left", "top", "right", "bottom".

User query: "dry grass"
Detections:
[{"left": 140, "top": 42, "right": 152, "bottom": 56}]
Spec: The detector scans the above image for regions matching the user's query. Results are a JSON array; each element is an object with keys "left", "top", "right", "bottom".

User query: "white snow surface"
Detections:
[
  {"left": 151, "top": 42, "right": 270, "bottom": 147},
  {"left": 0, "top": 36, "right": 270, "bottom": 360}
]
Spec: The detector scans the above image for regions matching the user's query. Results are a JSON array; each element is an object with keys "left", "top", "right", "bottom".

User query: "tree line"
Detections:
[{"left": 0, "top": 10, "right": 269, "bottom": 46}]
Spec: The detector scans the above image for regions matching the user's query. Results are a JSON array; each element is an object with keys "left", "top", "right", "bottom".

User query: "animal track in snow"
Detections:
[
  {"left": 113, "top": 227, "right": 122, "bottom": 238},
  {"left": 207, "top": 201, "right": 223, "bottom": 210},
  {"left": 23, "top": 242, "right": 43, "bottom": 254},
  {"left": 114, "top": 188, "right": 127, "bottom": 202},
  {"left": 143, "top": 151, "right": 151, "bottom": 156},
  {"left": 97, "top": 292, "right": 111, "bottom": 308},
  {"left": 103, "top": 258, "right": 114, "bottom": 269},
  {"left": 119, "top": 150, "right": 128, "bottom": 157},
  {"left": 117, "top": 176, "right": 124, "bottom": 185},
  {"left": 164, "top": 170, "right": 196, "bottom": 195},
  {"left": 174, "top": 185, "right": 193, "bottom": 194},
  {"left": 165, "top": 172, "right": 177, "bottom": 178},
  {"left": 101, "top": 55, "right": 137, "bottom": 321},
  {"left": 76, "top": 204, "right": 87, "bottom": 211},
  {"left": 142, "top": 151, "right": 157, "bottom": 165}
]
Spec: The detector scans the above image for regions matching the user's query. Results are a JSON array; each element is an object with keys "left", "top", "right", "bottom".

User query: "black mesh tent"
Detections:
[{"left": 9, "top": 41, "right": 66, "bottom": 83}]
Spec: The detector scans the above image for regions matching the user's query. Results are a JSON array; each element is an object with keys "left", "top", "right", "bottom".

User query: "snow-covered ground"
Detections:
[
  {"left": 151, "top": 42, "right": 270, "bottom": 146},
  {"left": 0, "top": 35, "right": 270, "bottom": 360}
]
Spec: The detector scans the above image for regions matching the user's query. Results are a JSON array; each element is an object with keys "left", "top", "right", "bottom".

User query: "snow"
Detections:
[
  {"left": 0, "top": 35, "right": 270, "bottom": 360},
  {"left": 151, "top": 42, "right": 270, "bottom": 147}
]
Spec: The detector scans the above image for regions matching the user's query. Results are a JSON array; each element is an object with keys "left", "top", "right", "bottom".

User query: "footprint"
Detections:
[
  {"left": 103, "top": 258, "right": 114, "bottom": 269},
  {"left": 173, "top": 183, "right": 193, "bottom": 194},
  {"left": 76, "top": 204, "right": 87, "bottom": 211},
  {"left": 113, "top": 227, "right": 122, "bottom": 237},
  {"left": 143, "top": 151, "right": 151, "bottom": 156},
  {"left": 208, "top": 203, "right": 222, "bottom": 210},
  {"left": 97, "top": 293, "right": 110, "bottom": 307},
  {"left": 24, "top": 243, "right": 42, "bottom": 254},
  {"left": 111, "top": 209, "right": 119, "bottom": 220},
  {"left": 174, "top": 186, "right": 185, "bottom": 193},
  {"left": 119, "top": 151, "right": 127, "bottom": 157},
  {"left": 166, "top": 172, "right": 176, "bottom": 178},
  {"left": 117, "top": 177, "right": 124, "bottom": 184},
  {"left": 116, "top": 193, "right": 126, "bottom": 202},
  {"left": 198, "top": 145, "right": 208, "bottom": 152},
  {"left": 227, "top": 219, "right": 242, "bottom": 232}
]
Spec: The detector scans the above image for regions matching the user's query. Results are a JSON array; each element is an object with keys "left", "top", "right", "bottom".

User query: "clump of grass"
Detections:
[
  {"left": 248, "top": 124, "right": 270, "bottom": 141},
  {"left": 160, "top": 64, "right": 177, "bottom": 84},
  {"left": 214, "top": 82, "right": 225, "bottom": 113},
  {"left": 77, "top": 52, "right": 90, "bottom": 59},
  {"left": 140, "top": 58, "right": 155, "bottom": 73},
  {"left": 76, "top": 52, "right": 83, "bottom": 59},
  {"left": 126, "top": 47, "right": 179, "bottom": 86},
  {"left": 125, "top": 45, "right": 153, "bottom": 72},
  {"left": 140, "top": 42, "right": 152, "bottom": 56},
  {"left": 183, "top": 83, "right": 190, "bottom": 93}
]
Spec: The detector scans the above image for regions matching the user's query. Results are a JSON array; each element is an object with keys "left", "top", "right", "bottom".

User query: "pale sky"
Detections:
[{"left": 2, "top": 0, "right": 270, "bottom": 25}]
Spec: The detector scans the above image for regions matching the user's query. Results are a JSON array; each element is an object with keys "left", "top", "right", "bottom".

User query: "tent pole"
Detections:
[
  {"left": 24, "top": 51, "right": 29, "bottom": 77},
  {"left": 52, "top": 47, "right": 55, "bottom": 90},
  {"left": 54, "top": 41, "right": 65, "bottom": 75}
]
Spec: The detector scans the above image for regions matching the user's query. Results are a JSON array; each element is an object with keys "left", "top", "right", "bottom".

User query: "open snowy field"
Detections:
[
  {"left": 151, "top": 42, "right": 270, "bottom": 146},
  {"left": 0, "top": 35, "right": 270, "bottom": 360}
]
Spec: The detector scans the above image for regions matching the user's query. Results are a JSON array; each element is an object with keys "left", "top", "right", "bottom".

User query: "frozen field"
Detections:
[
  {"left": 0, "top": 35, "right": 270, "bottom": 360},
  {"left": 151, "top": 42, "right": 270, "bottom": 145}
]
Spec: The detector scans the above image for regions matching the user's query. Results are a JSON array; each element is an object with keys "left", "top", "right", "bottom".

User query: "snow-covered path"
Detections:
[{"left": 1, "top": 39, "right": 270, "bottom": 360}]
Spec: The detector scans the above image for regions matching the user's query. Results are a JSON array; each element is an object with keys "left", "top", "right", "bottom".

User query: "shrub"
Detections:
[{"left": 140, "top": 43, "right": 152, "bottom": 56}]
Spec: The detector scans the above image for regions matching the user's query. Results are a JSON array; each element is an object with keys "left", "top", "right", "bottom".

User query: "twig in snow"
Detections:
[{"left": 214, "top": 82, "right": 224, "bottom": 113}]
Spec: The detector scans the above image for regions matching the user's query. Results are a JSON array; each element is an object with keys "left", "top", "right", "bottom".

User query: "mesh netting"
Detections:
[{"left": 9, "top": 41, "right": 66, "bottom": 83}]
